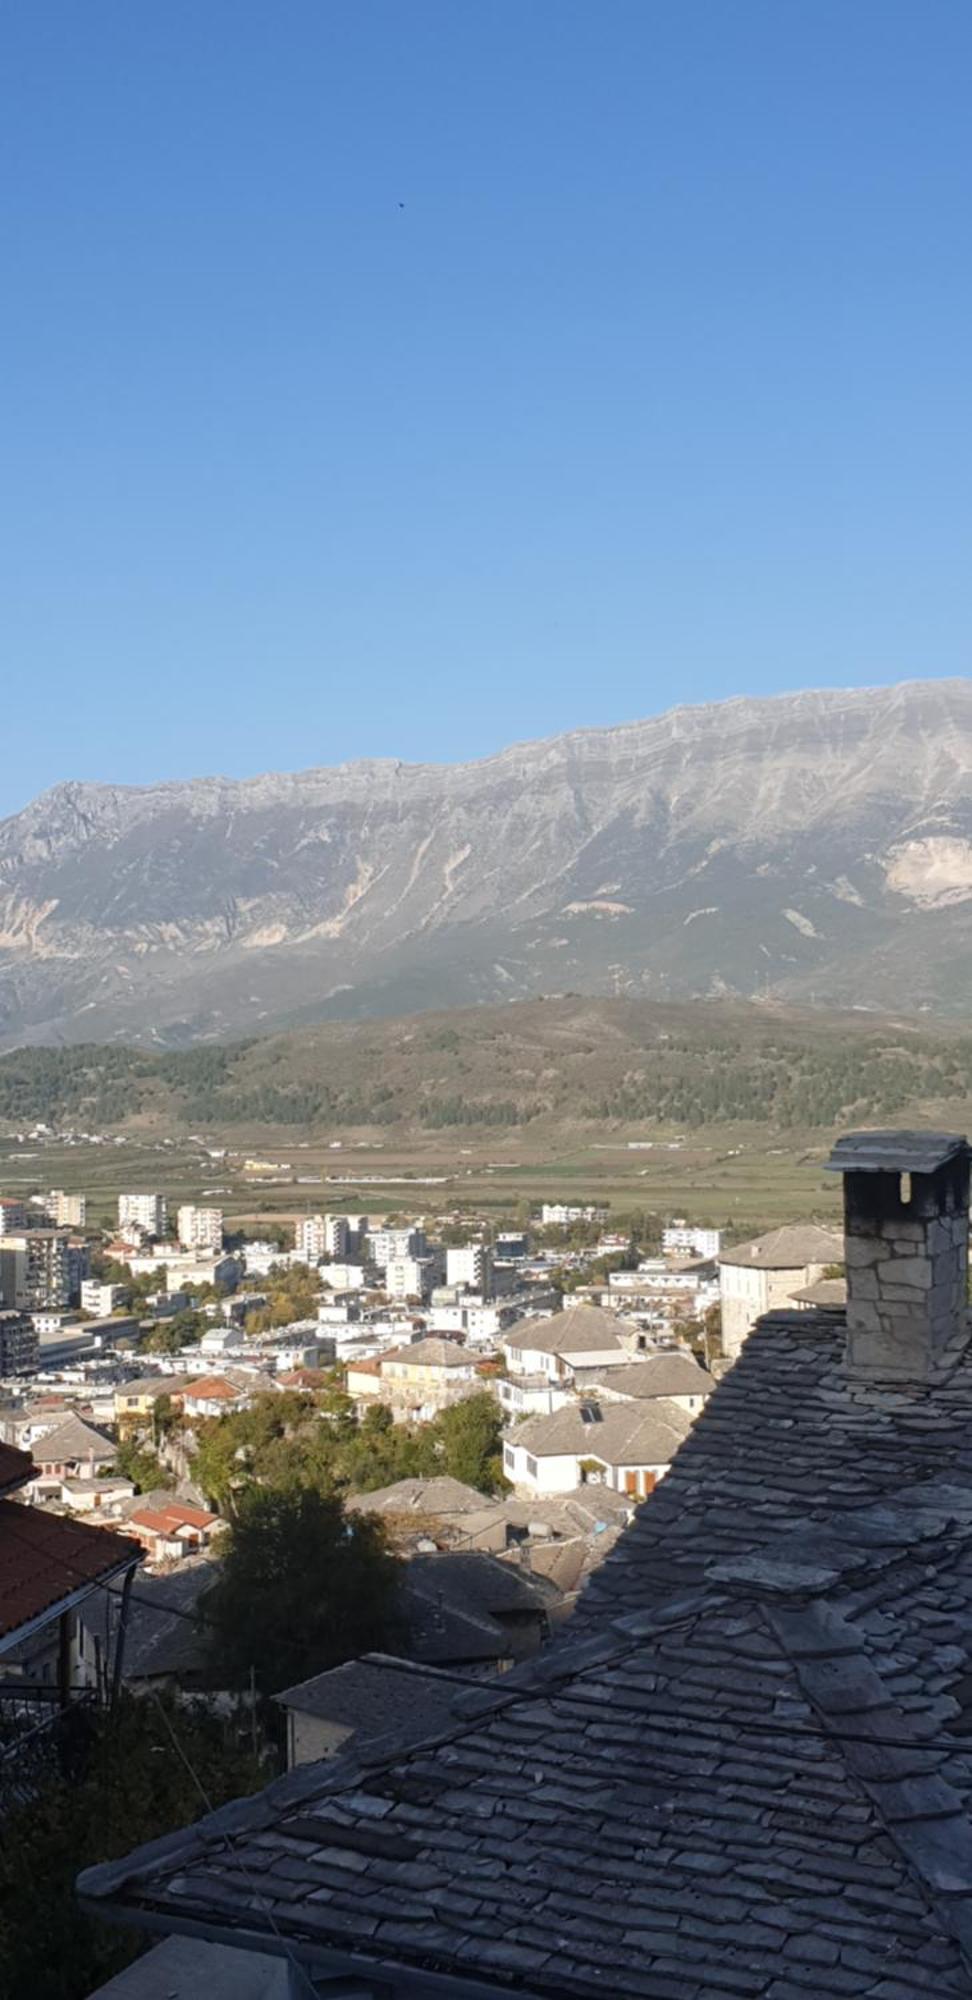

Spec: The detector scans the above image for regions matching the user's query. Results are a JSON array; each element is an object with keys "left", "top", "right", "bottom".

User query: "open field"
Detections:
[
  {"left": 0, "top": 1120, "right": 843, "bottom": 1239},
  {"left": 5, "top": 992, "right": 972, "bottom": 1238}
]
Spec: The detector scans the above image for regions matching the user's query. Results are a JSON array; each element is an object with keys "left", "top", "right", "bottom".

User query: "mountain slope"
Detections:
[
  {"left": 2, "top": 679, "right": 972, "bottom": 1046},
  {"left": 4, "top": 996, "right": 972, "bottom": 1136}
]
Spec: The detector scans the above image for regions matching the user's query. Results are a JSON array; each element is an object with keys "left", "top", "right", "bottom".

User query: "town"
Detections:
[{"left": 0, "top": 1173, "right": 844, "bottom": 1729}]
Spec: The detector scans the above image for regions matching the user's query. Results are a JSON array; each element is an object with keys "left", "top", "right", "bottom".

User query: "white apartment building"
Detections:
[
  {"left": 662, "top": 1221, "right": 722, "bottom": 1260},
  {"left": 295, "top": 1214, "right": 351, "bottom": 1263},
  {"left": 47, "top": 1190, "right": 88, "bottom": 1229},
  {"left": 385, "top": 1254, "right": 442, "bottom": 1303},
  {"left": 81, "top": 1280, "right": 129, "bottom": 1317},
  {"left": 367, "top": 1227, "right": 426, "bottom": 1268},
  {"left": 118, "top": 1193, "right": 168, "bottom": 1238},
  {"left": 445, "top": 1244, "right": 492, "bottom": 1293},
  {"left": 539, "top": 1204, "right": 604, "bottom": 1227},
  {"left": 177, "top": 1205, "right": 224, "bottom": 1252}
]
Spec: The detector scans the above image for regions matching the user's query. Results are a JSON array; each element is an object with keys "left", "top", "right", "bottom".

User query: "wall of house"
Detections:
[
  {"left": 503, "top": 1442, "right": 580, "bottom": 1494},
  {"left": 720, "top": 1260, "right": 831, "bottom": 1360},
  {"left": 287, "top": 1710, "right": 353, "bottom": 1770}
]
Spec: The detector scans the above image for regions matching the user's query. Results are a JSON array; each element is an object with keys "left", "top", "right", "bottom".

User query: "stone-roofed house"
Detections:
[
  {"left": 275, "top": 1654, "right": 476, "bottom": 1769},
  {"left": 25, "top": 1413, "right": 117, "bottom": 1500},
  {"left": 572, "top": 1348, "right": 712, "bottom": 1413},
  {"left": 719, "top": 1219, "right": 844, "bottom": 1358},
  {"left": 503, "top": 1304, "right": 638, "bottom": 1383},
  {"left": 82, "top": 1127, "right": 972, "bottom": 2000},
  {"left": 502, "top": 1395, "right": 694, "bottom": 1498}
]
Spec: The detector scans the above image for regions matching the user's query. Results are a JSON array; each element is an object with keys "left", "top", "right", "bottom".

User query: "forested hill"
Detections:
[{"left": 3, "top": 997, "right": 972, "bottom": 1138}]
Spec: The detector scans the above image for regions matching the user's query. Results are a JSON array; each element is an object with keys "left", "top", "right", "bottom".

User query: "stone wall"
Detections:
[{"left": 845, "top": 1199, "right": 968, "bottom": 1382}]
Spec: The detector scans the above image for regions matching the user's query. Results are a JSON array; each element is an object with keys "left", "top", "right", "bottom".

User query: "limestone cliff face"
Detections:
[{"left": 2, "top": 679, "right": 972, "bottom": 1045}]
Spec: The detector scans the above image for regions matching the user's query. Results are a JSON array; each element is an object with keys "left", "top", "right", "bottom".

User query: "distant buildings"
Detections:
[
  {"left": 446, "top": 1243, "right": 492, "bottom": 1293},
  {"left": 662, "top": 1219, "right": 721, "bottom": 1259},
  {"left": 539, "top": 1203, "right": 604, "bottom": 1227},
  {"left": 294, "top": 1212, "right": 367, "bottom": 1262},
  {"left": 118, "top": 1192, "right": 167, "bottom": 1238},
  {"left": 0, "top": 1198, "right": 28, "bottom": 1234},
  {"left": 176, "top": 1204, "right": 224, "bottom": 1252},
  {"left": 81, "top": 1279, "right": 129, "bottom": 1317},
  {"left": 47, "top": 1189, "right": 88, "bottom": 1228}
]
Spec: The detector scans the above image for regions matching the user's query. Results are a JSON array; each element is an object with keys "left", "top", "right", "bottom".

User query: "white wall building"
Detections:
[
  {"left": 48, "top": 1190, "right": 88, "bottom": 1229},
  {"left": 719, "top": 1225, "right": 844, "bottom": 1361},
  {"left": 177, "top": 1205, "right": 224, "bottom": 1252},
  {"left": 118, "top": 1193, "right": 168, "bottom": 1238},
  {"left": 367, "top": 1227, "right": 426, "bottom": 1268},
  {"left": 81, "top": 1280, "right": 128, "bottom": 1317},
  {"left": 663, "top": 1221, "right": 722, "bottom": 1259},
  {"left": 445, "top": 1244, "right": 492, "bottom": 1293}
]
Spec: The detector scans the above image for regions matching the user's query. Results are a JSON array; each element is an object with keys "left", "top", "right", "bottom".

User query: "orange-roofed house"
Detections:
[{"left": 128, "top": 1500, "right": 221, "bottom": 1565}]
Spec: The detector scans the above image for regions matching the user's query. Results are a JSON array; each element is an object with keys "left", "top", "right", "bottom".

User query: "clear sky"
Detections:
[{"left": 2, "top": 1, "right": 971, "bottom": 814}]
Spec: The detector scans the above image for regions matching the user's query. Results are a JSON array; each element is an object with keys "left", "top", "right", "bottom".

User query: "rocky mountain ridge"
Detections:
[{"left": 2, "top": 678, "right": 972, "bottom": 1046}]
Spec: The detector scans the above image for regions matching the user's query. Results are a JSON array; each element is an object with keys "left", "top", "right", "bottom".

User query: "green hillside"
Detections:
[{"left": 4, "top": 996, "right": 972, "bottom": 1138}]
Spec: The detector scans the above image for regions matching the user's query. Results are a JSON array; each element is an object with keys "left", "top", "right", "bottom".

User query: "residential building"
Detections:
[
  {"left": 318, "top": 1261, "right": 369, "bottom": 1291},
  {"left": 573, "top": 1350, "right": 712, "bottom": 1415},
  {"left": 0, "top": 1308, "right": 38, "bottom": 1376},
  {"left": 127, "top": 1499, "right": 221, "bottom": 1564},
  {"left": 0, "top": 1230, "right": 72, "bottom": 1311},
  {"left": 127, "top": 1249, "right": 243, "bottom": 1290},
  {"left": 366, "top": 1225, "right": 426, "bottom": 1268},
  {"left": 719, "top": 1221, "right": 844, "bottom": 1359},
  {"left": 0, "top": 1197, "right": 27, "bottom": 1233},
  {"left": 495, "top": 1229, "right": 529, "bottom": 1261},
  {"left": 47, "top": 1189, "right": 88, "bottom": 1228},
  {"left": 275, "top": 1655, "right": 474, "bottom": 1770},
  {"left": 81, "top": 1279, "right": 129, "bottom": 1317},
  {"left": 502, "top": 1396, "right": 692, "bottom": 1497},
  {"left": 118, "top": 1192, "right": 168, "bottom": 1238},
  {"left": 114, "top": 1373, "right": 196, "bottom": 1432},
  {"left": 176, "top": 1204, "right": 224, "bottom": 1252},
  {"left": 84, "top": 1132, "right": 972, "bottom": 2000},
  {"left": 239, "top": 1239, "right": 288, "bottom": 1277},
  {"left": 385, "top": 1253, "right": 442, "bottom": 1302},
  {"left": 180, "top": 1371, "right": 276, "bottom": 1420},
  {"left": 502, "top": 1304, "right": 638, "bottom": 1383},
  {"left": 446, "top": 1243, "right": 492, "bottom": 1293},
  {"left": 25, "top": 1413, "right": 118, "bottom": 1498},
  {"left": 539, "top": 1202, "right": 604, "bottom": 1226},
  {"left": 294, "top": 1212, "right": 357, "bottom": 1262},
  {"left": 348, "top": 1337, "right": 482, "bottom": 1420},
  {"left": 662, "top": 1218, "right": 721, "bottom": 1258}
]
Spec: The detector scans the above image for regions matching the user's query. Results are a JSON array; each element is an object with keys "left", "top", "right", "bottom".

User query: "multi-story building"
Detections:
[
  {"left": 445, "top": 1244, "right": 493, "bottom": 1294},
  {"left": 718, "top": 1224, "right": 843, "bottom": 1360},
  {"left": 176, "top": 1205, "right": 224, "bottom": 1252},
  {"left": 0, "top": 1231, "right": 72, "bottom": 1311},
  {"left": 0, "top": 1199, "right": 27, "bottom": 1234},
  {"left": 118, "top": 1193, "right": 168, "bottom": 1239},
  {"left": 47, "top": 1190, "right": 88, "bottom": 1229},
  {"left": 385, "top": 1253, "right": 442, "bottom": 1303},
  {"left": 0, "top": 1309, "right": 38, "bottom": 1376},
  {"left": 81, "top": 1279, "right": 129, "bottom": 1318},
  {"left": 539, "top": 1203, "right": 604, "bottom": 1227},
  {"left": 367, "top": 1227, "right": 427, "bottom": 1269},
  {"left": 662, "top": 1221, "right": 722, "bottom": 1260},
  {"left": 295, "top": 1213, "right": 354, "bottom": 1263}
]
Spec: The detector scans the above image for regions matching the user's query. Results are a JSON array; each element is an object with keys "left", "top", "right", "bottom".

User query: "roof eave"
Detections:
[{"left": 0, "top": 1547, "right": 142, "bottom": 1658}]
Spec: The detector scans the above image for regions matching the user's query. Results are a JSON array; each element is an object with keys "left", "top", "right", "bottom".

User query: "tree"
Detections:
[
  {"left": 205, "top": 1488, "right": 401, "bottom": 1694},
  {"left": 111, "top": 1437, "right": 162, "bottom": 1493},
  {"left": 434, "top": 1391, "right": 508, "bottom": 1494},
  {"left": 0, "top": 1693, "right": 263, "bottom": 2000}
]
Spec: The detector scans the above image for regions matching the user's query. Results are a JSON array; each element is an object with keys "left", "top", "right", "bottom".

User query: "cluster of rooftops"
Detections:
[{"left": 47, "top": 1132, "right": 972, "bottom": 1995}]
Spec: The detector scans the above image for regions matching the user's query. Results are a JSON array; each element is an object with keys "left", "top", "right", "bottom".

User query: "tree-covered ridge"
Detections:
[{"left": 3, "top": 998, "right": 972, "bottom": 1133}]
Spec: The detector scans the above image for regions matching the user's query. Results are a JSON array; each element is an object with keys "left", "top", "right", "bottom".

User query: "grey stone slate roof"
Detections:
[
  {"left": 80, "top": 1305, "right": 972, "bottom": 1997},
  {"left": 507, "top": 1397, "right": 693, "bottom": 1467},
  {"left": 30, "top": 1413, "right": 116, "bottom": 1463},
  {"left": 718, "top": 1224, "right": 844, "bottom": 1269},
  {"left": 348, "top": 1477, "right": 489, "bottom": 1517},
  {"left": 572, "top": 1353, "right": 712, "bottom": 1400},
  {"left": 275, "top": 1654, "right": 474, "bottom": 1734},
  {"left": 827, "top": 1129, "right": 969, "bottom": 1174},
  {"left": 506, "top": 1305, "right": 629, "bottom": 1355}
]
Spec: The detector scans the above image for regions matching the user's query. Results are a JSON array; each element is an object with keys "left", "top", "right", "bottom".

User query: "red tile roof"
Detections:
[
  {"left": 182, "top": 1376, "right": 243, "bottom": 1401},
  {"left": 130, "top": 1502, "right": 217, "bottom": 1536},
  {"left": 0, "top": 1500, "right": 141, "bottom": 1643},
  {"left": 0, "top": 1444, "right": 34, "bottom": 1496}
]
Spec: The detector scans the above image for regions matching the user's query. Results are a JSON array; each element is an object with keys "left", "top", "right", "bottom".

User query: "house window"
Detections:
[
  {"left": 526, "top": 1455, "right": 538, "bottom": 1479},
  {"left": 503, "top": 1445, "right": 515, "bottom": 1469}
]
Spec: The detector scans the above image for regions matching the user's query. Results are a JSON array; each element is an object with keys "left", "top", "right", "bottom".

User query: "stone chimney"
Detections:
[{"left": 826, "top": 1130, "right": 970, "bottom": 1382}]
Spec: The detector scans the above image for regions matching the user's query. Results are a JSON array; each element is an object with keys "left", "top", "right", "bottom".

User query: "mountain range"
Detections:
[{"left": 2, "top": 678, "right": 972, "bottom": 1048}]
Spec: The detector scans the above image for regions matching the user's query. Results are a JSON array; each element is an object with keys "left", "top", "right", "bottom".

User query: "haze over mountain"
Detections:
[{"left": 2, "top": 679, "right": 972, "bottom": 1049}]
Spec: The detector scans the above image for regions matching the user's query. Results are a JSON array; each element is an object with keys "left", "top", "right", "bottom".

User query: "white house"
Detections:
[
  {"left": 719, "top": 1225, "right": 843, "bottom": 1361},
  {"left": 502, "top": 1305, "right": 638, "bottom": 1384},
  {"left": 502, "top": 1397, "right": 692, "bottom": 1499}
]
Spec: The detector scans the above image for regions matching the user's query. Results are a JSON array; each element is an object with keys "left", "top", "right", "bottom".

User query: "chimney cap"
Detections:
[{"left": 825, "top": 1129, "right": 969, "bottom": 1176}]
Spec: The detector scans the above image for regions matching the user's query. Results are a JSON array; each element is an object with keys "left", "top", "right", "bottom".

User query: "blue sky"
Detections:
[{"left": 2, "top": 1, "right": 971, "bottom": 813}]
